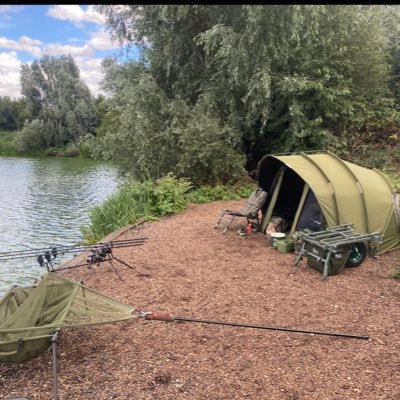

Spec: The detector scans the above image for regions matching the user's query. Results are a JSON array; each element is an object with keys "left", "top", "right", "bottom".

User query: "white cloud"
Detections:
[
  {"left": 0, "top": 36, "right": 42, "bottom": 57},
  {"left": 0, "top": 5, "right": 22, "bottom": 15},
  {"left": 47, "top": 5, "right": 105, "bottom": 25},
  {"left": 45, "top": 43, "right": 94, "bottom": 57},
  {"left": 0, "top": 4, "right": 121, "bottom": 98},
  {"left": 88, "top": 31, "right": 120, "bottom": 51},
  {"left": 0, "top": 51, "right": 21, "bottom": 98},
  {"left": 18, "top": 36, "right": 42, "bottom": 46},
  {"left": 0, "top": 36, "right": 98, "bottom": 59},
  {"left": 75, "top": 56, "right": 105, "bottom": 96}
]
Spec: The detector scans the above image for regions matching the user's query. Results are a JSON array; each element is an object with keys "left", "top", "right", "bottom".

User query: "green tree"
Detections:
[
  {"left": 0, "top": 97, "right": 30, "bottom": 131},
  {"left": 0, "top": 97, "right": 18, "bottom": 130},
  {"left": 19, "top": 54, "right": 98, "bottom": 151},
  {"left": 96, "top": 5, "right": 400, "bottom": 176}
]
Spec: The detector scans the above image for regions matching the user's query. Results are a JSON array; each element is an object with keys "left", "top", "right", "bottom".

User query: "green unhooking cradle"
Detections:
[{"left": 0, "top": 272, "right": 136, "bottom": 363}]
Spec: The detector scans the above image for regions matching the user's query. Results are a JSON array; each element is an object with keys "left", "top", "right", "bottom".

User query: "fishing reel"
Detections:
[
  {"left": 86, "top": 244, "right": 112, "bottom": 264},
  {"left": 0, "top": 238, "right": 147, "bottom": 278},
  {"left": 37, "top": 247, "right": 58, "bottom": 270}
]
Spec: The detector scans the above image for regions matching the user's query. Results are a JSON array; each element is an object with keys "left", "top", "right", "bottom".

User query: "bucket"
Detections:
[{"left": 271, "top": 232, "right": 286, "bottom": 249}]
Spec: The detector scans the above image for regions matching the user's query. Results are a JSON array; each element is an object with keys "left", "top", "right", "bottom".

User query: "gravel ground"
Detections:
[{"left": 1, "top": 199, "right": 399, "bottom": 400}]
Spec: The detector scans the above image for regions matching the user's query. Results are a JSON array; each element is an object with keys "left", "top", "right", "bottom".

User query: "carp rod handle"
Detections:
[{"left": 143, "top": 313, "right": 370, "bottom": 340}]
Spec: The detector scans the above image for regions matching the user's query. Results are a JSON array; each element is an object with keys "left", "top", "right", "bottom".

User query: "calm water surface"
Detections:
[{"left": 0, "top": 156, "right": 121, "bottom": 296}]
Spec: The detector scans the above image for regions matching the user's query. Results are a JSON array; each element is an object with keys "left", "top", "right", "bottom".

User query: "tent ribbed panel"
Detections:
[
  {"left": 307, "top": 153, "right": 368, "bottom": 232},
  {"left": 343, "top": 162, "right": 395, "bottom": 252},
  {"left": 326, "top": 153, "right": 370, "bottom": 232},
  {"left": 274, "top": 154, "right": 338, "bottom": 227}
]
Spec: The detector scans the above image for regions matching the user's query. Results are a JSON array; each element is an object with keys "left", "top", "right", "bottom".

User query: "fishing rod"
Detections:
[
  {"left": 0, "top": 238, "right": 148, "bottom": 261},
  {"left": 33, "top": 238, "right": 149, "bottom": 279},
  {"left": 143, "top": 312, "right": 370, "bottom": 340}
]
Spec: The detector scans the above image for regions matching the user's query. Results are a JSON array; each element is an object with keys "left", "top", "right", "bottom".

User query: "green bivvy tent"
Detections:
[
  {"left": 257, "top": 151, "right": 400, "bottom": 254},
  {"left": 0, "top": 272, "right": 135, "bottom": 363}
]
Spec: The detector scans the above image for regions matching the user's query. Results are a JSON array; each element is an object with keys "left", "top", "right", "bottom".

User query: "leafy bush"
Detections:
[
  {"left": 78, "top": 134, "right": 94, "bottom": 158},
  {"left": 153, "top": 173, "right": 192, "bottom": 215},
  {"left": 15, "top": 119, "right": 47, "bottom": 152},
  {"left": 187, "top": 180, "right": 255, "bottom": 203},
  {"left": 64, "top": 143, "right": 80, "bottom": 157},
  {"left": 81, "top": 174, "right": 192, "bottom": 243},
  {"left": 175, "top": 96, "right": 246, "bottom": 185},
  {"left": 81, "top": 173, "right": 254, "bottom": 243}
]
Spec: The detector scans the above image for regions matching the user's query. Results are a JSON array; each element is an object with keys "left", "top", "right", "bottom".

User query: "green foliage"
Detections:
[
  {"left": 44, "top": 143, "right": 80, "bottom": 157},
  {"left": 94, "top": 4, "right": 400, "bottom": 177},
  {"left": 77, "top": 136, "right": 93, "bottom": 158},
  {"left": 81, "top": 173, "right": 253, "bottom": 243},
  {"left": 0, "top": 97, "right": 29, "bottom": 131},
  {"left": 19, "top": 54, "right": 98, "bottom": 152},
  {"left": 174, "top": 95, "right": 246, "bottom": 185},
  {"left": 15, "top": 119, "right": 47, "bottom": 152},
  {"left": 81, "top": 174, "right": 192, "bottom": 243},
  {"left": 346, "top": 109, "right": 400, "bottom": 169},
  {"left": 91, "top": 61, "right": 246, "bottom": 184},
  {"left": 391, "top": 267, "right": 400, "bottom": 280},
  {"left": 153, "top": 173, "right": 193, "bottom": 215},
  {"left": 187, "top": 180, "right": 255, "bottom": 203},
  {"left": 384, "top": 170, "right": 400, "bottom": 192},
  {"left": 0, "top": 130, "right": 18, "bottom": 155},
  {"left": 92, "top": 66, "right": 179, "bottom": 177}
]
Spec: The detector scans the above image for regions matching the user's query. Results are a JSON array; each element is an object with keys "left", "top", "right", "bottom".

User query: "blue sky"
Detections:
[{"left": 0, "top": 5, "right": 127, "bottom": 98}]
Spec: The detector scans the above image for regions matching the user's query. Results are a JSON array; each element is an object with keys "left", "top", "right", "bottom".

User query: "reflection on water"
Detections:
[{"left": 0, "top": 156, "right": 121, "bottom": 296}]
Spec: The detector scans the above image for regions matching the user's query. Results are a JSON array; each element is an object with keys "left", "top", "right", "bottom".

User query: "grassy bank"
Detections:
[
  {"left": 81, "top": 168, "right": 400, "bottom": 246},
  {"left": 80, "top": 175, "right": 255, "bottom": 244}
]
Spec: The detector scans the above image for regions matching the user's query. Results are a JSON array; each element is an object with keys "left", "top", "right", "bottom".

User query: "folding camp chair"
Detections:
[{"left": 215, "top": 187, "right": 268, "bottom": 234}]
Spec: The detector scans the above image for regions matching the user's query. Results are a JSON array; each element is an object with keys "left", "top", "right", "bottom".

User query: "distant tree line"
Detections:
[{"left": 1, "top": 5, "right": 399, "bottom": 184}]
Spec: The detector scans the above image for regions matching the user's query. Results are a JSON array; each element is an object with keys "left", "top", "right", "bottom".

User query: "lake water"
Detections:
[{"left": 0, "top": 156, "right": 121, "bottom": 297}]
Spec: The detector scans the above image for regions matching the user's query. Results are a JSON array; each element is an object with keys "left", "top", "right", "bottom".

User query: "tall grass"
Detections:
[
  {"left": 81, "top": 174, "right": 192, "bottom": 243},
  {"left": 81, "top": 174, "right": 255, "bottom": 244}
]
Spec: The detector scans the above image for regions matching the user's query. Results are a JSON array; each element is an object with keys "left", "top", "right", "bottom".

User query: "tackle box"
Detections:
[{"left": 276, "top": 238, "right": 295, "bottom": 253}]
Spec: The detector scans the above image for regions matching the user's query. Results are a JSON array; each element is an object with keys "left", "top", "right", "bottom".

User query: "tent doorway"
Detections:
[{"left": 261, "top": 167, "right": 324, "bottom": 236}]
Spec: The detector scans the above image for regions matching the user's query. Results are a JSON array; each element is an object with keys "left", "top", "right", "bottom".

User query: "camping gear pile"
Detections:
[
  {"left": 256, "top": 151, "right": 399, "bottom": 275},
  {"left": 216, "top": 150, "right": 400, "bottom": 276},
  {"left": 256, "top": 151, "right": 399, "bottom": 255}
]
